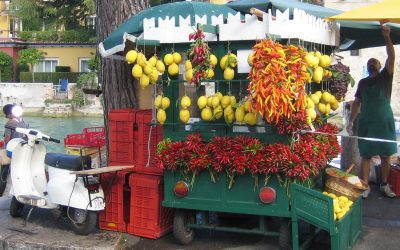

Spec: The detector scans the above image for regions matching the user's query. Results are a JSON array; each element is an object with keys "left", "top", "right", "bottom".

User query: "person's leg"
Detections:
[
  {"left": 379, "top": 156, "right": 396, "bottom": 197},
  {"left": 361, "top": 158, "right": 371, "bottom": 198},
  {"left": 0, "top": 164, "right": 10, "bottom": 196},
  {"left": 361, "top": 158, "right": 371, "bottom": 183}
]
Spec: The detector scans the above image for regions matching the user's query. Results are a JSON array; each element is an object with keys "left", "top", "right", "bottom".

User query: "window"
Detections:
[
  {"left": 79, "top": 58, "right": 90, "bottom": 72},
  {"left": 33, "top": 59, "right": 59, "bottom": 72},
  {"left": 86, "top": 16, "right": 96, "bottom": 30}
]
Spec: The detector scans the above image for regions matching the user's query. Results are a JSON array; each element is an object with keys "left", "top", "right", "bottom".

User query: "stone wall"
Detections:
[{"left": 0, "top": 83, "right": 53, "bottom": 112}]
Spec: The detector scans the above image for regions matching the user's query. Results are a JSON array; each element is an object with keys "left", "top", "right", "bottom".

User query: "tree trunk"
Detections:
[{"left": 96, "top": 0, "right": 149, "bottom": 162}]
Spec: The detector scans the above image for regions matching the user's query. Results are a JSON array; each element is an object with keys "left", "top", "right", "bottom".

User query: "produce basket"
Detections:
[{"left": 325, "top": 166, "right": 368, "bottom": 201}]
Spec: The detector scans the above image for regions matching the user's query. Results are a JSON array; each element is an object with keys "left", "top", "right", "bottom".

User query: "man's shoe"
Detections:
[
  {"left": 362, "top": 187, "right": 370, "bottom": 199},
  {"left": 380, "top": 184, "right": 396, "bottom": 198}
]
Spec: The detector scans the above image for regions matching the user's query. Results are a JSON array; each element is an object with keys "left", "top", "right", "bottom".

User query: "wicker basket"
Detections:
[{"left": 325, "top": 167, "right": 369, "bottom": 201}]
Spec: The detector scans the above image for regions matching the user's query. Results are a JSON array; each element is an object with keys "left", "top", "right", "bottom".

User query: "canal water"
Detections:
[{"left": 1, "top": 116, "right": 104, "bottom": 153}]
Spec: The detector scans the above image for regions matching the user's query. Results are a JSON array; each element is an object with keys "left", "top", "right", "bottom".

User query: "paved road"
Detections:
[{"left": 0, "top": 183, "right": 399, "bottom": 249}]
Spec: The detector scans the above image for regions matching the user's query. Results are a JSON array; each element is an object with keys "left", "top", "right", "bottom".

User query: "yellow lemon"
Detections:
[
  {"left": 230, "top": 96, "right": 237, "bottom": 106},
  {"left": 313, "top": 66, "right": 324, "bottom": 83},
  {"left": 154, "top": 95, "right": 162, "bottom": 109},
  {"left": 179, "top": 109, "right": 190, "bottom": 124},
  {"left": 143, "top": 62, "right": 153, "bottom": 75},
  {"left": 163, "top": 53, "right": 174, "bottom": 66},
  {"left": 307, "top": 97, "right": 315, "bottom": 109},
  {"left": 181, "top": 95, "right": 191, "bottom": 109},
  {"left": 197, "top": 96, "right": 207, "bottom": 110},
  {"left": 168, "top": 63, "right": 179, "bottom": 76},
  {"left": 223, "top": 67, "right": 235, "bottom": 80},
  {"left": 319, "top": 55, "right": 331, "bottom": 68},
  {"left": 223, "top": 105, "right": 234, "bottom": 117},
  {"left": 149, "top": 69, "right": 159, "bottom": 84},
  {"left": 325, "top": 103, "right": 331, "bottom": 115},
  {"left": 207, "top": 96, "right": 213, "bottom": 107},
  {"left": 136, "top": 53, "right": 147, "bottom": 67},
  {"left": 172, "top": 52, "right": 182, "bottom": 64},
  {"left": 225, "top": 112, "right": 235, "bottom": 124},
  {"left": 185, "top": 69, "right": 193, "bottom": 82},
  {"left": 185, "top": 60, "right": 192, "bottom": 70},
  {"left": 307, "top": 108, "right": 317, "bottom": 120},
  {"left": 161, "top": 97, "right": 170, "bottom": 110},
  {"left": 220, "top": 55, "right": 228, "bottom": 70},
  {"left": 247, "top": 52, "right": 254, "bottom": 66},
  {"left": 228, "top": 53, "right": 237, "bottom": 67},
  {"left": 244, "top": 99, "right": 252, "bottom": 113},
  {"left": 321, "top": 92, "right": 332, "bottom": 104},
  {"left": 215, "top": 92, "right": 223, "bottom": 101},
  {"left": 314, "top": 51, "right": 322, "bottom": 60},
  {"left": 235, "top": 106, "right": 245, "bottom": 124},
  {"left": 132, "top": 64, "right": 143, "bottom": 79},
  {"left": 315, "top": 91, "right": 322, "bottom": 98},
  {"left": 318, "top": 103, "right": 326, "bottom": 114},
  {"left": 211, "top": 95, "right": 220, "bottom": 108},
  {"left": 244, "top": 112, "right": 258, "bottom": 126},
  {"left": 209, "top": 54, "right": 218, "bottom": 67},
  {"left": 214, "top": 105, "right": 223, "bottom": 120},
  {"left": 148, "top": 56, "right": 157, "bottom": 67},
  {"left": 126, "top": 50, "right": 138, "bottom": 64},
  {"left": 201, "top": 107, "right": 213, "bottom": 121},
  {"left": 157, "top": 109, "right": 166, "bottom": 125},
  {"left": 139, "top": 74, "right": 150, "bottom": 89},
  {"left": 206, "top": 68, "right": 215, "bottom": 79},
  {"left": 156, "top": 60, "right": 165, "bottom": 73},
  {"left": 221, "top": 96, "right": 231, "bottom": 108}
]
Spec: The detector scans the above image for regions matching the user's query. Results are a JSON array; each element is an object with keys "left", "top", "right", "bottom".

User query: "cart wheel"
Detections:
[
  {"left": 278, "top": 220, "right": 291, "bottom": 250},
  {"left": 173, "top": 209, "right": 195, "bottom": 245}
]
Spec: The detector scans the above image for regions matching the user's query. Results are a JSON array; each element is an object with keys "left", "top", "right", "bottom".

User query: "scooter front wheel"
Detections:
[
  {"left": 10, "top": 196, "right": 24, "bottom": 217},
  {"left": 67, "top": 208, "right": 98, "bottom": 235}
]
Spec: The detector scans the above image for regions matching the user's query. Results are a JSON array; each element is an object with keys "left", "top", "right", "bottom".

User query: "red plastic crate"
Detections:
[
  {"left": 127, "top": 173, "right": 174, "bottom": 239},
  {"left": 109, "top": 140, "right": 134, "bottom": 164},
  {"left": 388, "top": 168, "right": 400, "bottom": 196},
  {"left": 133, "top": 142, "right": 162, "bottom": 175},
  {"left": 109, "top": 109, "right": 136, "bottom": 122},
  {"left": 99, "top": 172, "right": 130, "bottom": 232},
  {"left": 133, "top": 110, "right": 162, "bottom": 144},
  {"left": 64, "top": 127, "right": 106, "bottom": 147}
]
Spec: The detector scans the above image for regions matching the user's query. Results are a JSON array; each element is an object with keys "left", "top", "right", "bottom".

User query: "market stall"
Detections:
[{"left": 99, "top": 1, "right": 367, "bottom": 249}]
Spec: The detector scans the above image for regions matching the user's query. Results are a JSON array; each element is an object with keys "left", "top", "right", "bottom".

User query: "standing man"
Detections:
[
  {"left": 346, "top": 25, "right": 396, "bottom": 198},
  {"left": 0, "top": 104, "right": 28, "bottom": 196}
]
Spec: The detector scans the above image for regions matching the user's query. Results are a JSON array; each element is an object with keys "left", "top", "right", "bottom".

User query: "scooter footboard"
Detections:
[{"left": 47, "top": 167, "right": 105, "bottom": 211}]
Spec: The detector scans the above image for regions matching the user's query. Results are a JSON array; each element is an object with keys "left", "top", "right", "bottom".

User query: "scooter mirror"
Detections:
[{"left": 12, "top": 105, "right": 23, "bottom": 117}]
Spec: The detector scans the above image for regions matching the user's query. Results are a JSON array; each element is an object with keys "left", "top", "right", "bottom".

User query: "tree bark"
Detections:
[{"left": 96, "top": 0, "right": 149, "bottom": 162}]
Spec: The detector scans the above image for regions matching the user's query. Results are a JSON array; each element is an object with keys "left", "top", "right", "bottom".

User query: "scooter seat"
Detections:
[{"left": 45, "top": 153, "right": 92, "bottom": 171}]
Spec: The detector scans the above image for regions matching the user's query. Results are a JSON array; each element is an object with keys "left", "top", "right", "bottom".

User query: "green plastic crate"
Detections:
[{"left": 291, "top": 183, "right": 362, "bottom": 250}]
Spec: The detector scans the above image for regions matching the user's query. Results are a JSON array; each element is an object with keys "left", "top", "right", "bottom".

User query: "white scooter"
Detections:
[{"left": 5, "top": 126, "right": 105, "bottom": 235}]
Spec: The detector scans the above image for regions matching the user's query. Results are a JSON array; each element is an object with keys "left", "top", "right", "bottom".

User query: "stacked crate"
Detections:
[
  {"left": 388, "top": 168, "right": 400, "bottom": 196},
  {"left": 100, "top": 109, "right": 172, "bottom": 237},
  {"left": 64, "top": 127, "right": 106, "bottom": 168},
  {"left": 127, "top": 173, "right": 174, "bottom": 238}
]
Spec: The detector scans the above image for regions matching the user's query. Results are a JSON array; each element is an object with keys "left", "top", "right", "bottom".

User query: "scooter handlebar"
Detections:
[
  {"left": 5, "top": 126, "right": 59, "bottom": 143},
  {"left": 49, "top": 137, "right": 60, "bottom": 143}
]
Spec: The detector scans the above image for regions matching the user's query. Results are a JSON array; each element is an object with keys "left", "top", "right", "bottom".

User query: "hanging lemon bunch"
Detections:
[
  {"left": 126, "top": 49, "right": 165, "bottom": 89},
  {"left": 220, "top": 51, "right": 237, "bottom": 81},
  {"left": 164, "top": 52, "right": 181, "bottom": 77},
  {"left": 179, "top": 95, "right": 191, "bottom": 124},
  {"left": 154, "top": 94, "right": 170, "bottom": 125}
]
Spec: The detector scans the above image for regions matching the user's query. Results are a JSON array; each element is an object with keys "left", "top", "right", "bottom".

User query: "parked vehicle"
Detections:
[{"left": 5, "top": 126, "right": 105, "bottom": 235}]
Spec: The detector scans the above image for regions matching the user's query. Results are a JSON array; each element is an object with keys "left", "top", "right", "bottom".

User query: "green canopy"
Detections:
[
  {"left": 226, "top": 0, "right": 400, "bottom": 50},
  {"left": 100, "top": 1, "right": 237, "bottom": 57}
]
